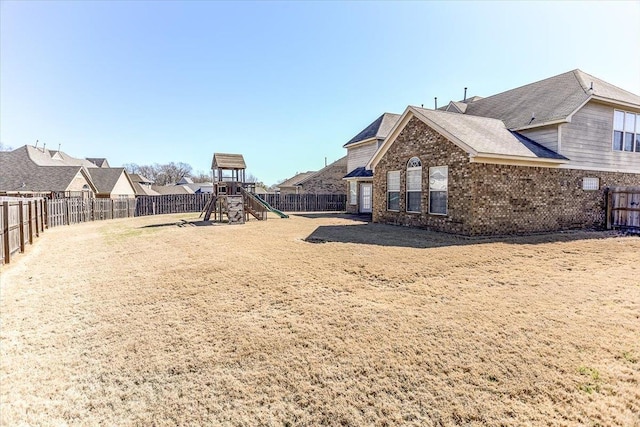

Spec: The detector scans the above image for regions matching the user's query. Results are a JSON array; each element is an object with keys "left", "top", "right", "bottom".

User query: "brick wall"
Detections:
[
  {"left": 297, "top": 156, "right": 348, "bottom": 195},
  {"left": 373, "top": 117, "right": 473, "bottom": 234},
  {"left": 373, "top": 117, "right": 640, "bottom": 235}
]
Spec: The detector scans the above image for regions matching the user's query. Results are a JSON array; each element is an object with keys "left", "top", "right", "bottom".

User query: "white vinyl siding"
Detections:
[
  {"left": 347, "top": 141, "right": 378, "bottom": 172},
  {"left": 387, "top": 171, "right": 400, "bottom": 211},
  {"left": 519, "top": 125, "right": 559, "bottom": 152},
  {"left": 561, "top": 101, "right": 640, "bottom": 171}
]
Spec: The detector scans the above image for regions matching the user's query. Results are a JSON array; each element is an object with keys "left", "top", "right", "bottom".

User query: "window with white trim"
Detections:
[
  {"left": 349, "top": 181, "right": 357, "bottom": 205},
  {"left": 613, "top": 110, "right": 640, "bottom": 152},
  {"left": 387, "top": 170, "right": 400, "bottom": 211},
  {"left": 406, "top": 157, "right": 422, "bottom": 213},
  {"left": 429, "top": 166, "right": 448, "bottom": 215}
]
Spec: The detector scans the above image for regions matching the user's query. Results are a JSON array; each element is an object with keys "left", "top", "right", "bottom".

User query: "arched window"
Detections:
[{"left": 406, "top": 157, "right": 422, "bottom": 212}]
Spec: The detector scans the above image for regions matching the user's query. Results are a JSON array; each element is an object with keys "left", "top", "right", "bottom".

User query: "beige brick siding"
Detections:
[
  {"left": 294, "top": 157, "right": 347, "bottom": 195},
  {"left": 373, "top": 117, "right": 640, "bottom": 235}
]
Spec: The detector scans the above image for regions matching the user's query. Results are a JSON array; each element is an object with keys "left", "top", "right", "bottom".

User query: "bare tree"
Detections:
[
  {"left": 154, "top": 162, "right": 192, "bottom": 186},
  {"left": 191, "top": 170, "right": 212, "bottom": 183},
  {"left": 0, "top": 142, "right": 13, "bottom": 151}
]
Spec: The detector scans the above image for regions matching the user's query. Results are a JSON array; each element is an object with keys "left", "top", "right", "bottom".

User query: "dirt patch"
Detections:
[{"left": 1, "top": 213, "right": 639, "bottom": 426}]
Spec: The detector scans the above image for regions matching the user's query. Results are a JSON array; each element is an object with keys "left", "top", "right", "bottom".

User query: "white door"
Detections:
[{"left": 360, "top": 183, "right": 372, "bottom": 213}]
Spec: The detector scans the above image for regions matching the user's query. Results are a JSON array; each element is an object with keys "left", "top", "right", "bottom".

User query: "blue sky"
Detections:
[{"left": 2, "top": 1, "right": 639, "bottom": 185}]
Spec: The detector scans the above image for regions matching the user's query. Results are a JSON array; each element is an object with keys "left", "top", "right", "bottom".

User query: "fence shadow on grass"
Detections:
[
  {"left": 304, "top": 223, "right": 628, "bottom": 249},
  {"left": 140, "top": 219, "right": 220, "bottom": 229}
]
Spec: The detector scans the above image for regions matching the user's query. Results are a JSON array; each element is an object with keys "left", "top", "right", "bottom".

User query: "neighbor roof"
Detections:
[
  {"left": 25, "top": 145, "right": 101, "bottom": 168},
  {"left": 368, "top": 107, "right": 567, "bottom": 170},
  {"left": 344, "top": 113, "right": 401, "bottom": 147},
  {"left": 87, "top": 168, "right": 128, "bottom": 195},
  {"left": 86, "top": 158, "right": 110, "bottom": 168},
  {"left": 277, "top": 171, "right": 317, "bottom": 188},
  {"left": 463, "top": 69, "right": 640, "bottom": 129},
  {"left": 152, "top": 185, "right": 195, "bottom": 195},
  {"left": 295, "top": 156, "right": 347, "bottom": 185},
  {"left": 211, "top": 153, "right": 246, "bottom": 169},
  {"left": 0, "top": 148, "right": 95, "bottom": 192}
]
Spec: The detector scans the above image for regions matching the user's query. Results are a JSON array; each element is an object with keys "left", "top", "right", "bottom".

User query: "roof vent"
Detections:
[
  {"left": 464, "top": 87, "right": 467, "bottom": 102},
  {"left": 434, "top": 97, "right": 438, "bottom": 109},
  {"left": 528, "top": 112, "right": 535, "bottom": 125},
  {"left": 589, "top": 81, "right": 594, "bottom": 91}
]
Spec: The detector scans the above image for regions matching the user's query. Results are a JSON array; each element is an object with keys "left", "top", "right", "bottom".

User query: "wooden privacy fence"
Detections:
[
  {"left": 47, "top": 198, "right": 137, "bottom": 227},
  {"left": 607, "top": 187, "right": 640, "bottom": 231},
  {"left": 135, "top": 194, "right": 209, "bottom": 216},
  {"left": 1, "top": 197, "right": 46, "bottom": 265},
  {"left": 260, "top": 194, "right": 346, "bottom": 212}
]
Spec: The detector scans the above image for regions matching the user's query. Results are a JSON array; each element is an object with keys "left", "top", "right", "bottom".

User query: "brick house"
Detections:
[
  {"left": 365, "top": 69, "right": 640, "bottom": 235},
  {"left": 277, "top": 157, "right": 347, "bottom": 195}
]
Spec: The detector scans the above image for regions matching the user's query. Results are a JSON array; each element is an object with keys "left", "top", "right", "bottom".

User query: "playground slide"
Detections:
[{"left": 246, "top": 191, "right": 289, "bottom": 218}]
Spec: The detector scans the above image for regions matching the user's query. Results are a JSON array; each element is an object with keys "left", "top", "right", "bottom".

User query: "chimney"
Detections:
[
  {"left": 464, "top": 87, "right": 468, "bottom": 101},
  {"left": 434, "top": 97, "right": 438, "bottom": 109}
]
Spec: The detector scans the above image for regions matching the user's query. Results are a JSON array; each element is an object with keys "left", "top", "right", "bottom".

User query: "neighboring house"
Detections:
[
  {"left": 277, "top": 171, "right": 317, "bottom": 194},
  {"left": 151, "top": 185, "right": 195, "bottom": 195},
  {"left": 129, "top": 174, "right": 160, "bottom": 196},
  {"left": 343, "top": 113, "right": 400, "bottom": 213},
  {"left": 88, "top": 168, "right": 136, "bottom": 199},
  {"left": 365, "top": 69, "right": 640, "bottom": 235},
  {"left": 277, "top": 157, "right": 348, "bottom": 195},
  {"left": 0, "top": 145, "right": 136, "bottom": 198}
]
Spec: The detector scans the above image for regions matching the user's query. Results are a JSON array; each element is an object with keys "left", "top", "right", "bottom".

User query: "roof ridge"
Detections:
[
  {"left": 464, "top": 69, "right": 581, "bottom": 104},
  {"left": 576, "top": 69, "right": 640, "bottom": 99}
]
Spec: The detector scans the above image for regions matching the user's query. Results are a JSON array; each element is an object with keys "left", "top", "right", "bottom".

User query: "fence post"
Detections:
[
  {"left": 2, "top": 202, "right": 10, "bottom": 264},
  {"left": 28, "top": 200, "right": 34, "bottom": 244},
  {"left": 606, "top": 188, "right": 612, "bottom": 230},
  {"left": 18, "top": 200, "right": 25, "bottom": 253},
  {"left": 43, "top": 199, "right": 48, "bottom": 230}
]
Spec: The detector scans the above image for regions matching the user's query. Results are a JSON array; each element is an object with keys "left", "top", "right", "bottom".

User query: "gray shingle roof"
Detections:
[
  {"left": 277, "top": 171, "right": 317, "bottom": 188},
  {"left": 152, "top": 185, "right": 195, "bottom": 195},
  {"left": 463, "top": 69, "right": 640, "bottom": 129},
  {"left": 86, "top": 168, "right": 127, "bottom": 195},
  {"left": 410, "top": 107, "right": 567, "bottom": 160},
  {"left": 343, "top": 167, "right": 373, "bottom": 179},
  {"left": 211, "top": 153, "right": 246, "bottom": 169},
  {"left": 86, "top": 158, "right": 110, "bottom": 168},
  {"left": 296, "top": 156, "right": 347, "bottom": 185},
  {"left": 131, "top": 181, "right": 160, "bottom": 196},
  {"left": 344, "top": 113, "right": 401, "bottom": 147},
  {"left": 25, "top": 145, "right": 98, "bottom": 168},
  {"left": 0, "top": 147, "right": 92, "bottom": 192}
]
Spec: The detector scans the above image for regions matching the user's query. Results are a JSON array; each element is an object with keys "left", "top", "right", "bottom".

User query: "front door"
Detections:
[{"left": 360, "top": 183, "right": 372, "bottom": 213}]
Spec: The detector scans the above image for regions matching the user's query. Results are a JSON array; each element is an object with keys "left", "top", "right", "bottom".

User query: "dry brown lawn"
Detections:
[{"left": 1, "top": 213, "right": 639, "bottom": 426}]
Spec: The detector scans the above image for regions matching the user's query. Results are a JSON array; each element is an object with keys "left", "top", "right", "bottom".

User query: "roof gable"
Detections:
[
  {"left": 368, "top": 107, "right": 567, "bottom": 170},
  {"left": 86, "top": 168, "right": 127, "bottom": 194},
  {"left": 344, "top": 113, "right": 401, "bottom": 147}
]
